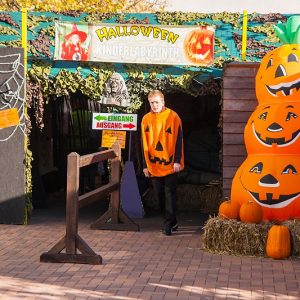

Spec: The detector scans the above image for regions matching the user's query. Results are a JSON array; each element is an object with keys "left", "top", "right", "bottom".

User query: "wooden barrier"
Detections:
[{"left": 40, "top": 143, "right": 139, "bottom": 265}]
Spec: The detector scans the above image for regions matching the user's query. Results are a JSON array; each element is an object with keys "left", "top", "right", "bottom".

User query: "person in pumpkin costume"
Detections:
[
  {"left": 141, "top": 90, "right": 184, "bottom": 235},
  {"left": 61, "top": 23, "right": 89, "bottom": 61}
]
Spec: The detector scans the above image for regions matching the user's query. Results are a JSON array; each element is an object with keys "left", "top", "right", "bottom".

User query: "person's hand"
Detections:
[
  {"left": 143, "top": 168, "right": 150, "bottom": 177},
  {"left": 173, "top": 163, "right": 181, "bottom": 173}
]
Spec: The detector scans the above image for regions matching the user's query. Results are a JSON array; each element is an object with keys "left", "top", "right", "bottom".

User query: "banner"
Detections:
[{"left": 54, "top": 22, "right": 215, "bottom": 66}]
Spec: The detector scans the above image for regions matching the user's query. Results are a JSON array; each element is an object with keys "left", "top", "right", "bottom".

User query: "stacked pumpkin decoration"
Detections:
[{"left": 219, "top": 16, "right": 300, "bottom": 259}]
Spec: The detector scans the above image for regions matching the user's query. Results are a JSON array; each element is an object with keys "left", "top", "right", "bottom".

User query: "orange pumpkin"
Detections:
[
  {"left": 266, "top": 225, "right": 291, "bottom": 259},
  {"left": 256, "top": 44, "right": 300, "bottom": 103},
  {"left": 244, "top": 101, "right": 300, "bottom": 154},
  {"left": 183, "top": 27, "right": 214, "bottom": 66},
  {"left": 218, "top": 199, "right": 240, "bottom": 220},
  {"left": 141, "top": 108, "right": 184, "bottom": 177},
  {"left": 231, "top": 154, "right": 300, "bottom": 221},
  {"left": 239, "top": 200, "right": 263, "bottom": 224}
]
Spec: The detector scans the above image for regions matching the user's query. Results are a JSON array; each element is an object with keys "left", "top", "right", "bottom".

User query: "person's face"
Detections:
[
  {"left": 148, "top": 95, "right": 164, "bottom": 113},
  {"left": 70, "top": 34, "right": 80, "bottom": 45}
]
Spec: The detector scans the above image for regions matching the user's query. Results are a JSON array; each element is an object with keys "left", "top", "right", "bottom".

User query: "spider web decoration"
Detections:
[
  {"left": 0, "top": 53, "right": 25, "bottom": 142},
  {"left": 0, "top": 48, "right": 26, "bottom": 224}
]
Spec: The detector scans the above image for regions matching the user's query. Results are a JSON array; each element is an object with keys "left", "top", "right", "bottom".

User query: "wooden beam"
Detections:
[
  {"left": 78, "top": 182, "right": 119, "bottom": 208},
  {"left": 79, "top": 149, "right": 116, "bottom": 167}
]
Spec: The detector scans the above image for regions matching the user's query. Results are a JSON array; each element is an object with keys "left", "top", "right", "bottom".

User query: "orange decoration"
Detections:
[
  {"left": 266, "top": 225, "right": 291, "bottom": 259},
  {"left": 231, "top": 154, "right": 300, "bottom": 221},
  {"left": 183, "top": 28, "right": 214, "bottom": 66},
  {"left": 256, "top": 44, "right": 300, "bottom": 103},
  {"left": 218, "top": 200, "right": 240, "bottom": 220},
  {"left": 141, "top": 108, "right": 184, "bottom": 177},
  {"left": 244, "top": 101, "right": 300, "bottom": 154},
  {"left": 239, "top": 200, "right": 263, "bottom": 224}
]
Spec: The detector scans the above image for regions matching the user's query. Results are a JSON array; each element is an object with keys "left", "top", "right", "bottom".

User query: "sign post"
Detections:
[{"left": 92, "top": 113, "right": 144, "bottom": 218}]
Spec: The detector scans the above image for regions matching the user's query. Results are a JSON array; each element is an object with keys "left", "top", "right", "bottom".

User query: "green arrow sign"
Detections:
[{"left": 94, "top": 115, "right": 107, "bottom": 121}]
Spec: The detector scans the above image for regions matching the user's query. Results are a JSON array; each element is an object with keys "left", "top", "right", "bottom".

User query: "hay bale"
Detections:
[
  {"left": 203, "top": 217, "right": 300, "bottom": 257},
  {"left": 176, "top": 183, "right": 222, "bottom": 213},
  {"left": 142, "top": 182, "right": 222, "bottom": 213},
  {"left": 283, "top": 219, "right": 300, "bottom": 257},
  {"left": 203, "top": 217, "right": 272, "bottom": 256}
]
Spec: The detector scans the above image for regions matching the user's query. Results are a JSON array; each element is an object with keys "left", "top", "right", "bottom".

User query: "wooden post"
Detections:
[
  {"left": 90, "top": 143, "right": 139, "bottom": 231},
  {"left": 41, "top": 144, "right": 139, "bottom": 265},
  {"left": 40, "top": 153, "right": 102, "bottom": 264},
  {"left": 66, "top": 153, "right": 79, "bottom": 254}
]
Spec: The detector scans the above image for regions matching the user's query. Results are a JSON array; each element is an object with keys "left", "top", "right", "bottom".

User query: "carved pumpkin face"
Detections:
[
  {"left": 184, "top": 28, "right": 214, "bottom": 65},
  {"left": 231, "top": 155, "right": 300, "bottom": 221},
  {"left": 245, "top": 101, "right": 300, "bottom": 154},
  {"left": 256, "top": 44, "right": 300, "bottom": 103}
]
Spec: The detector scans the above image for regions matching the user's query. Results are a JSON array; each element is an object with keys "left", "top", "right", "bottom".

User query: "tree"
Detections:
[{"left": 0, "top": 0, "right": 167, "bottom": 12}]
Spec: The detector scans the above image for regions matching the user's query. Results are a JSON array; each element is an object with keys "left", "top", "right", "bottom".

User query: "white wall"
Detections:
[{"left": 166, "top": 0, "right": 300, "bottom": 14}]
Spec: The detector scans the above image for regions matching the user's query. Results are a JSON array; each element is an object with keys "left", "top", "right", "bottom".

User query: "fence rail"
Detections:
[{"left": 40, "top": 143, "right": 139, "bottom": 265}]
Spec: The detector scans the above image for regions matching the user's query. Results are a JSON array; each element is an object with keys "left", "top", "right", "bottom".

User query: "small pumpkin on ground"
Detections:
[
  {"left": 239, "top": 200, "right": 263, "bottom": 224},
  {"left": 266, "top": 225, "right": 291, "bottom": 259},
  {"left": 218, "top": 199, "right": 240, "bottom": 220}
]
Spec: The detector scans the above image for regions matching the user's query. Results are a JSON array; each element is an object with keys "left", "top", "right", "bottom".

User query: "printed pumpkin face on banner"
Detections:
[
  {"left": 183, "top": 27, "right": 214, "bottom": 66},
  {"left": 231, "top": 154, "right": 300, "bottom": 221},
  {"left": 256, "top": 17, "right": 300, "bottom": 103},
  {"left": 244, "top": 101, "right": 300, "bottom": 154}
]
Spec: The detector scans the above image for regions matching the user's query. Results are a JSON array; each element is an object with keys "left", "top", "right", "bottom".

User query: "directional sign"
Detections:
[{"left": 92, "top": 113, "right": 137, "bottom": 131}]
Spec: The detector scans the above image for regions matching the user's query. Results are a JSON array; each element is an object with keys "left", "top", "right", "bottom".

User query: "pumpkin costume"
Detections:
[
  {"left": 141, "top": 108, "right": 184, "bottom": 177},
  {"left": 141, "top": 102, "right": 184, "bottom": 235}
]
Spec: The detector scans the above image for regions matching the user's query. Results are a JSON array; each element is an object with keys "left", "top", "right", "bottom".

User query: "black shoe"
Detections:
[
  {"left": 171, "top": 222, "right": 178, "bottom": 232},
  {"left": 162, "top": 223, "right": 172, "bottom": 236}
]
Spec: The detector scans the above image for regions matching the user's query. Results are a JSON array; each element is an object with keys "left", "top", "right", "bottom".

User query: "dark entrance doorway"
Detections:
[
  {"left": 137, "top": 89, "right": 222, "bottom": 213},
  {"left": 30, "top": 85, "right": 222, "bottom": 214},
  {"left": 30, "top": 91, "right": 103, "bottom": 208}
]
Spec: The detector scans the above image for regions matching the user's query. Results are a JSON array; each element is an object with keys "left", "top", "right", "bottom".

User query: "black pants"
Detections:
[{"left": 151, "top": 173, "right": 177, "bottom": 225}]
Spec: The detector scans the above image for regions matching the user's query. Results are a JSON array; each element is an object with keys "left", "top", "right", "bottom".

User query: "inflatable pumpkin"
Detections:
[
  {"left": 244, "top": 101, "right": 300, "bottom": 154},
  {"left": 231, "top": 154, "right": 300, "bottom": 221},
  {"left": 256, "top": 16, "right": 300, "bottom": 103},
  {"left": 141, "top": 108, "right": 184, "bottom": 177},
  {"left": 183, "top": 27, "right": 214, "bottom": 66}
]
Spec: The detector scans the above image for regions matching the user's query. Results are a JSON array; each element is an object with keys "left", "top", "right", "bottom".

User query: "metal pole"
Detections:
[
  {"left": 241, "top": 10, "right": 248, "bottom": 61},
  {"left": 128, "top": 131, "right": 132, "bottom": 161}
]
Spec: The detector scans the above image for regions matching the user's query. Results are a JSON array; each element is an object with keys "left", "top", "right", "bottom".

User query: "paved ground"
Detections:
[{"left": 0, "top": 199, "right": 299, "bottom": 300}]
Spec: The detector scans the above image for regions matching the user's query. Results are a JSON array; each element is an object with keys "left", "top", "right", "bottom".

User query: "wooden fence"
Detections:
[
  {"left": 222, "top": 62, "right": 259, "bottom": 198},
  {"left": 40, "top": 143, "right": 139, "bottom": 265}
]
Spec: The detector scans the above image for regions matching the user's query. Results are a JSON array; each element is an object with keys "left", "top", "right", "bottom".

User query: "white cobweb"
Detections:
[{"left": 0, "top": 53, "right": 25, "bottom": 142}]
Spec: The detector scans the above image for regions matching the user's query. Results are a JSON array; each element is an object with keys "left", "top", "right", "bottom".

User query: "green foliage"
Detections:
[
  {"left": 0, "top": 25, "right": 19, "bottom": 35},
  {"left": 27, "top": 14, "right": 53, "bottom": 32},
  {"left": 83, "top": 12, "right": 118, "bottom": 23},
  {"left": 209, "top": 12, "right": 242, "bottom": 28},
  {"left": 0, "top": 40, "right": 21, "bottom": 47},
  {"left": 156, "top": 12, "right": 209, "bottom": 25},
  {"left": 24, "top": 146, "right": 33, "bottom": 225},
  {"left": 40, "top": 25, "right": 55, "bottom": 37},
  {"left": 248, "top": 24, "right": 279, "bottom": 43}
]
